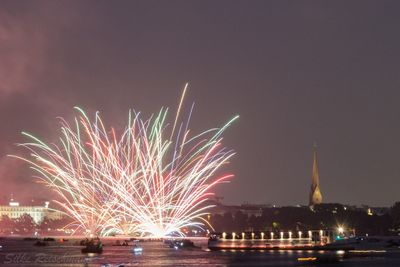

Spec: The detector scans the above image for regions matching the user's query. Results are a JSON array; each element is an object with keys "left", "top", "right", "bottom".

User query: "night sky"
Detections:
[{"left": 1, "top": 1, "right": 400, "bottom": 206}]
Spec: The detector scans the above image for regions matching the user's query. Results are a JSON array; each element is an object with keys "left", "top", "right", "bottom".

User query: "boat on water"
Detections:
[
  {"left": 112, "top": 240, "right": 130, "bottom": 246},
  {"left": 132, "top": 244, "right": 143, "bottom": 253},
  {"left": 82, "top": 243, "right": 103, "bottom": 254},
  {"left": 167, "top": 239, "right": 198, "bottom": 250},
  {"left": 325, "top": 236, "right": 400, "bottom": 251},
  {"left": 208, "top": 232, "right": 400, "bottom": 252},
  {"left": 34, "top": 240, "right": 48, "bottom": 247},
  {"left": 132, "top": 240, "right": 143, "bottom": 253},
  {"left": 81, "top": 238, "right": 103, "bottom": 254},
  {"left": 208, "top": 232, "right": 318, "bottom": 251}
]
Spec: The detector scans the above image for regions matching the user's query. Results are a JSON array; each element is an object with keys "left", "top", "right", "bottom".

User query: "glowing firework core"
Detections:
[{"left": 17, "top": 100, "right": 237, "bottom": 237}]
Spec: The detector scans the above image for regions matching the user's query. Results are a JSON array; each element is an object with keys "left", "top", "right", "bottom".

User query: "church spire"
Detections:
[{"left": 309, "top": 143, "right": 323, "bottom": 206}]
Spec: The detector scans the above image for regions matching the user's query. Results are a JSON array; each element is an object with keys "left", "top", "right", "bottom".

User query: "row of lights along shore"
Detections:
[{"left": 221, "top": 230, "right": 328, "bottom": 240}]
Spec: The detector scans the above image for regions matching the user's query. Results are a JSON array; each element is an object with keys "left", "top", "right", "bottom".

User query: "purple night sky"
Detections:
[{"left": 1, "top": 1, "right": 400, "bottom": 206}]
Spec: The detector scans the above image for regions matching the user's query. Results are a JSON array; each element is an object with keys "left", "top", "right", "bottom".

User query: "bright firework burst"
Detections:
[{"left": 14, "top": 89, "right": 238, "bottom": 237}]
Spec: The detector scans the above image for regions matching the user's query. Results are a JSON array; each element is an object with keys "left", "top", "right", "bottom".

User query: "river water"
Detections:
[{"left": 0, "top": 238, "right": 400, "bottom": 266}]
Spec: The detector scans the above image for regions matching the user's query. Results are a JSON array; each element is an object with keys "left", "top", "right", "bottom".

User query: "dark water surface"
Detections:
[{"left": 0, "top": 238, "right": 400, "bottom": 266}]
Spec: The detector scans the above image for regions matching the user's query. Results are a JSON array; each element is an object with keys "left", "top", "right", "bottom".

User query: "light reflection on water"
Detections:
[{"left": 0, "top": 238, "right": 399, "bottom": 266}]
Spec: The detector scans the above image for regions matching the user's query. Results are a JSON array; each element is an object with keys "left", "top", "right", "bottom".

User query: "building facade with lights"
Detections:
[{"left": 0, "top": 200, "right": 64, "bottom": 224}]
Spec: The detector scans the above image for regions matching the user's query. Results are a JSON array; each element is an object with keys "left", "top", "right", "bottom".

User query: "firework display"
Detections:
[{"left": 15, "top": 96, "right": 238, "bottom": 237}]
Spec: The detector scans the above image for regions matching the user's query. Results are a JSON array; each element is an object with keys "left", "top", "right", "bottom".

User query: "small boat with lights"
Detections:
[
  {"left": 168, "top": 239, "right": 198, "bottom": 250},
  {"left": 132, "top": 244, "right": 143, "bottom": 253},
  {"left": 81, "top": 238, "right": 103, "bottom": 254}
]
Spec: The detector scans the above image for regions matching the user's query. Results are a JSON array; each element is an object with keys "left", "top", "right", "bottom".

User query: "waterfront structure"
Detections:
[
  {"left": 309, "top": 144, "right": 323, "bottom": 206},
  {"left": 0, "top": 199, "right": 63, "bottom": 224},
  {"left": 208, "top": 230, "right": 338, "bottom": 250}
]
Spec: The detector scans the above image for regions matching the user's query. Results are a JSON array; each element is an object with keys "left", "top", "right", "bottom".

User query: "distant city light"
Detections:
[
  {"left": 367, "top": 208, "right": 373, "bottom": 216},
  {"left": 9, "top": 201, "right": 19, "bottom": 207}
]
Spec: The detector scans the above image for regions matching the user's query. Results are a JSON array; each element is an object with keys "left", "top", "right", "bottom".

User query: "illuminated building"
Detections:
[
  {"left": 309, "top": 144, "right": 323, "bottom": 206},
  {"left": 0, "top": 199, "right": 63, "bottom": 224}
]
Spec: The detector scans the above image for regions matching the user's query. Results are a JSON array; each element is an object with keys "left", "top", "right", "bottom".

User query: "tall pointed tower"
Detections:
[{"left": 309, "top": 144, "right": 323, "bottom": 206}]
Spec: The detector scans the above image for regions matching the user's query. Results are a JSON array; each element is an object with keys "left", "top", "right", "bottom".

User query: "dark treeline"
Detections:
[
  {"left": 2, "top": 202, "right": 400, "bottom": 236},
  {"left": 210, "top": 202, "right": 400, "bottom": 236}
]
